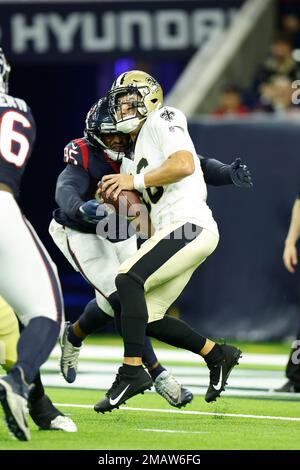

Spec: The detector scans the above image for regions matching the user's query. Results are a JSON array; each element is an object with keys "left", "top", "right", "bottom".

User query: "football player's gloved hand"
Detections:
[
  {"left": 78, "top": 199, "right": 107, "bottom": 224},
  {"left": 229, "top": 158, "right": 253, "bottom": 188}
]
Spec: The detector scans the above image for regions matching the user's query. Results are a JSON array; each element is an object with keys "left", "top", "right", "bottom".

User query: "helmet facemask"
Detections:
[
  {"left": 108, "top": 87, "right": 149, "bottom": 134},
  {"left": 84, "top": 97, "right": 131, "bottom": 161},
  {"left": 108, "top": 71, "right": 163, "bottom": 133}
]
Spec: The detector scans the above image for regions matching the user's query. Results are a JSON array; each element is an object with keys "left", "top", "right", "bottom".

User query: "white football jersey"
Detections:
[
  {"left": 131, "top": 106, "right": 218, "bottom": 235},
  {"left": 120, "top": 155, "right": 134, "bottom": 175}
]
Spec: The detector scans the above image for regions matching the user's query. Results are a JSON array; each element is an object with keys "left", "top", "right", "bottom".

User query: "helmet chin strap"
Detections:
[
  {"left": 105, "top": 149, "right": 124, "bottom": 162},
  {"left": 116, "top": 117, "right": 140, "bottom": 134}
]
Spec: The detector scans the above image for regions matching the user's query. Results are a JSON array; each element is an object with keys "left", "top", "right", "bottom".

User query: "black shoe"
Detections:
[
  {"left": 94, "top": 366, "right": 153, "bottom": 414},
  {"left": 28, "top": 394, "right": 77, "bottom": 432},
  {"left": 274, "top": 380, "right": 300, "bottom": 393},
  {"left": 0, "top": 369, "right": 30, "bottom": 441},
  {"left": 205, "top": 344, "right": 242, "bottom": 403}
]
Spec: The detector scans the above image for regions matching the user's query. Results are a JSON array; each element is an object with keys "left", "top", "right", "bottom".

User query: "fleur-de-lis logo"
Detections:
[
  {"left": 160, "top": 110, "right": 175, "bottom": 122},
  {"left": 146, "top": 76, "right": 159, "bottom": 91}
]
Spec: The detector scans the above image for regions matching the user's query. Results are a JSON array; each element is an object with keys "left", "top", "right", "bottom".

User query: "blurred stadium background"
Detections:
[{"left": 1, "top": 0, "right": 300, "bottom": 341}]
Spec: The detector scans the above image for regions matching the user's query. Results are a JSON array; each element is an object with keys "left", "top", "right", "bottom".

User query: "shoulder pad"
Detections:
[
  {"left": 0, "top": 93, "right": 31, "bottom": 115},
  {"left": 64, "top": 138, "right": 92, "bottom": 170},
  {"left": 152, "top": 106, "right": 187, "bottom": 131}
]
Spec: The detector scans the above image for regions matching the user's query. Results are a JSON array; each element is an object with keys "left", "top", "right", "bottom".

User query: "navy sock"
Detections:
[
  {"left": 142, "top": 336, "right": 159, "bottom": 369},
  {"left": 78, "top": 298, "right": 113, "bottom": 336},
  {"left": 149, "top": 363, "right": 165, "bottom": 381},
  {"left": 67, "top": 326, "right": 82, "bottom": 347},
  {"left": 11, "top": 316, "right": 60, "bottom": 384}
]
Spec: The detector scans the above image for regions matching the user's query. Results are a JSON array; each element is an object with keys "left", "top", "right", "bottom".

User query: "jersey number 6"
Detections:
[{"left": 0, "top": 110, "right": 31, "bottom": 167}]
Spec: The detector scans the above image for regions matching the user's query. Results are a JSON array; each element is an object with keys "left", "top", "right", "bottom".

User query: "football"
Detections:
[{"left": 96, "top": 182, "right": 142, "bottom": 220}]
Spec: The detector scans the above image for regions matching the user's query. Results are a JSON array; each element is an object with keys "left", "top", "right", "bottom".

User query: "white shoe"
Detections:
[
  {"left": 60, "top": 322, "right": 81, "bottom": 383},
  {"left": 28, "top": 394, "right": 77, "bottom": 432},
  {"left": 49, "top": 415, "right": 77, "bottom": 432},
  {"left": 154, "top": 370, "right": 193, "bottom": 408}
]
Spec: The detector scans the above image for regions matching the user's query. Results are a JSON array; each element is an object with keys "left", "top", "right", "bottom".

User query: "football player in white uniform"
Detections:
[
  {"left": 96, "top": 71, "right": 242, "bottom": 413},
  {"left": 50, "top": 98, "right": 194, "bottom": 408}
]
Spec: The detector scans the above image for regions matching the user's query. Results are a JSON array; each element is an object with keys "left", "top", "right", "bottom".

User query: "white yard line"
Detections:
[
  {"left": 137, "top": 429, "right": 209, "bottom": 434},
  {"left": 54, "top": 403, "right": 300, "bottom": 422}
]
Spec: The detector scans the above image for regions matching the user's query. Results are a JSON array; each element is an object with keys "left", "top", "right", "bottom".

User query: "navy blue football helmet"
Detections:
[{"left": 84, "top": 97, "right": 130, "bottom": 161}]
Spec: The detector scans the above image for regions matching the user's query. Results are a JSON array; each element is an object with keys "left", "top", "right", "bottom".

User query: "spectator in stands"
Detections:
[
  {"left": 257, "top": 75, "right": 300, "bottom": 114},
  {"left": 281, "top": 14, "right": 300, "bottom": 49},
  {"left": 212, "top": 85, "right": 249, "bottom": 117},
  {"left": 256, "top": 34, "right": 300, "bottom": 90}
]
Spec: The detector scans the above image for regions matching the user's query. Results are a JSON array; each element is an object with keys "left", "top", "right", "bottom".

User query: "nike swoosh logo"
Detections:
[
  {"left": 109, "top": 385, "right": 130, "bottom": 406},
  {"left": 212, "top": 368, "right": 223, "bottom": 391}
]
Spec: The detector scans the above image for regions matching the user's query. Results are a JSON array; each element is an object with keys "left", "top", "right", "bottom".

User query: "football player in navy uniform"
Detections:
[
  {"left": 49, "top": 97, "right": 252, "bottom": 410},
  {"left": 0, "top": 296, "right": 76, "bottom": 433},
  {"left": 0, "top": 48, "right": 66, "bottom": 440}
]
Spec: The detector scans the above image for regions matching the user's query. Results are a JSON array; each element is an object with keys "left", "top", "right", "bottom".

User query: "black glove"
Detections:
[
  {"left": 78, "top": 199, "right": 108, "bottom": 224},
  {"left": 229, "top": 158, "right": 253, "bottom": 188}
]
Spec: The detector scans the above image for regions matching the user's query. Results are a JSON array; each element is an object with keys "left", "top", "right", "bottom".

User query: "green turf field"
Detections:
[
  {"left": 1, "top": 384, "right": 300, "bottom": 449},
  {"left": 1, "top": 338, "right": 300, "bottom": 450},
  {"left": 0, "top": 387, "right": 300, "bottom": 450}
]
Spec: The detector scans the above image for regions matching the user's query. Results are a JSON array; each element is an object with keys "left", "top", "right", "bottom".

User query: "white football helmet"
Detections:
[
  {"left": 108, "top": 70, "right": 163, "bottom": 133},
  {"left": 0, "top": 48, "right": 11, "bottom": 94}
]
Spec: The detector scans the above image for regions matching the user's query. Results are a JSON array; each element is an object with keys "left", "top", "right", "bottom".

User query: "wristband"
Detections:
[{"left": 133, "top": 174, "right": 146, "bottom": 192}]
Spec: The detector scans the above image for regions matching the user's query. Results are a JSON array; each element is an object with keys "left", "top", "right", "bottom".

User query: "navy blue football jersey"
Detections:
[
  {"left": 63, "top": 137, "right": 120, "bottom": 198},
  {"left": 54, "top": 137, "right": 121, "bottom": 234},
  {"left": 0, "top": 93, "right": 36, "bottom": 197}
]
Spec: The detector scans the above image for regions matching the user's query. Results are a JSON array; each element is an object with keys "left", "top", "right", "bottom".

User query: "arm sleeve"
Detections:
[
  {"left": 55, "top": 164, "right": 90, "bottom": 218},
  {"left": 199, "top": 155, "right": 233, "bottom": 186}
]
